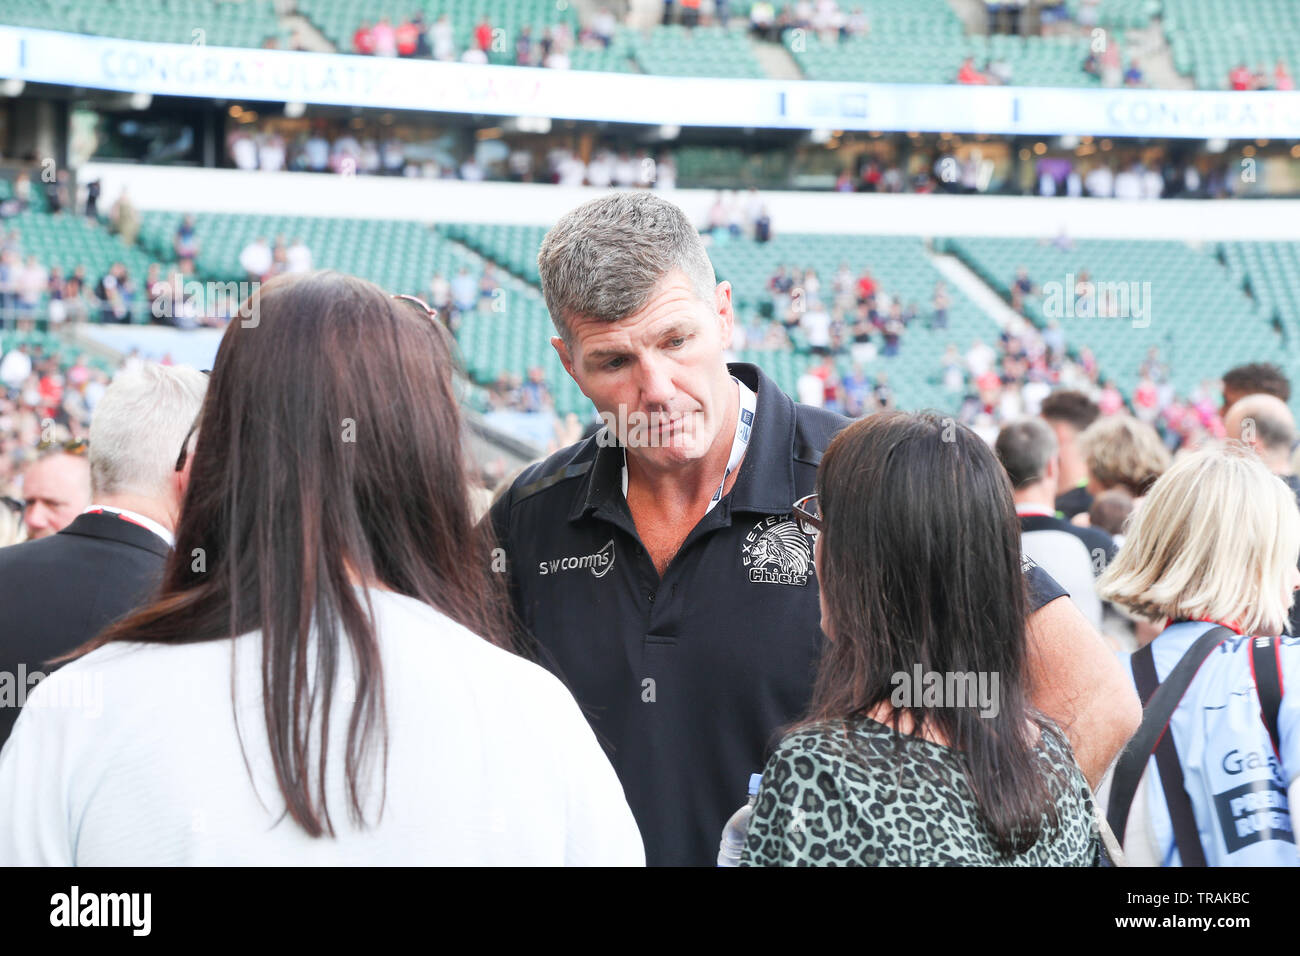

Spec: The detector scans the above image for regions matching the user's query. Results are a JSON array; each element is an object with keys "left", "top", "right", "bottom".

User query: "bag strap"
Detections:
[
  {"left": 1105, "top": 625, "right": 1235, "bottom": 857},
  {"left": 1249, "top": 635, "right": 1285, "bottom": 761}
]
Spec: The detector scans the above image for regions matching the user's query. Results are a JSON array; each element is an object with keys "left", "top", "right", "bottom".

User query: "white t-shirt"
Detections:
[{"left": 0, "top": 588, "right": 644, "bottom": 866}]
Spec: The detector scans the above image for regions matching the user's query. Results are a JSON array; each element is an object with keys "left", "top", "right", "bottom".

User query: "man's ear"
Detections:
[
  {"left": 715, "top": 280, "right": 735, "bottom": 350},
  {"left": 551, "top": 336, "right": 576, "bottom": 380}
]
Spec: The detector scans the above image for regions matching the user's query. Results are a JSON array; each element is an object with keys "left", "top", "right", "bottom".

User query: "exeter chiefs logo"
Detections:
[{"left": 742, "top": 516, "right": 812, "bottom": 586}]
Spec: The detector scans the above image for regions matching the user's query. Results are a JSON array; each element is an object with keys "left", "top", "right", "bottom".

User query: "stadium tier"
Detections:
[
  {"left": 0, "top": 0, "right": 1292, "bottom": 90},
  {"left": 627, "top": 24, "right": 765, "bottom": 78},
  {"left": 6, "top": 211, "right": 154, "bottom": 313},
  {"left": 135, "top": 210, "right": 588, "bottom": 415},
  {"left": 0, "top": 0, "right": 286, "bottom": 47},
  {"left": 944, "top": 235, "right": 1285, "bottom": 398},
  {"left": 1220, "top": 241, "right": 1300, "bottom": 344},
  {"left": 1164, "top": 0, "right": 1300, "bottom": 90},
  {"left": 296, "top": 0, "right": 582, "bottom": 65},
  {"left": 27, "top": 201, "right": 1299, "bottom": 420}
]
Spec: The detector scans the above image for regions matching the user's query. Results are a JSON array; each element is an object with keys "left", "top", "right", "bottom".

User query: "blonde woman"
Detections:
[{"left": 1097, "top": 442, "right": 1300, "bottom": 866}]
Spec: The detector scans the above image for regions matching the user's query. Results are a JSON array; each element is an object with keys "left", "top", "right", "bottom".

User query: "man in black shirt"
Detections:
[{"left": 490, "top": 193, "right": 1141, "bottom": 865}]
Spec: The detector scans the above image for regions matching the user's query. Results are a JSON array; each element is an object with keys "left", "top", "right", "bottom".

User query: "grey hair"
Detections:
[
  {"left": 89, "top": 362, "right": 208, "bottom": 498},
  {"left": 995, "top": 417, "right": 1059, "bottom": 488},
  {"left": 537, "top": 192, "right": 717, "bottom": 343}
]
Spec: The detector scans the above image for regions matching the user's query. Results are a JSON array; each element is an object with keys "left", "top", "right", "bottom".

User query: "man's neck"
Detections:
[
  {"left": 93, "top": 493, "right": 176, "bottom": 535},
  {"left": 1013, "top": 486, "right": 1057, "bottom": 514},
  {"left": 626, "top": 382, "right": 741, "bottom": 510},
  {"left": 1056, "top": 448, "right": 1086, "bottom": 491}
]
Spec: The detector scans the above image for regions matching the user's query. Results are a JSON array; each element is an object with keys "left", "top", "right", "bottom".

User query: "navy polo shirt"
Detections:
[{"left": 489, "top": 362, "right": 1067, "bottom": 866}]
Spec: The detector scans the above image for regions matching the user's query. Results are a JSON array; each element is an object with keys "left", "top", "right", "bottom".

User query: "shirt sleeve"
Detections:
[
  {"left": 0, "top": 701, "right": 75, "bottom": 865},
  {"left": 740, "top": 739, "right": 858, "bottom": 867},
  {"left": 1025, "top": 556, "right": 1068, "bottom": 610}
]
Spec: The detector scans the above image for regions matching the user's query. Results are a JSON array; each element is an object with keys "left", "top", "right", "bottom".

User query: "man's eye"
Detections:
[
  {"left": 668, "top": 337, "right": 686, "bottom": 348},
  {"left": 606, "top": 357, "right": 627, "bottom": 370}
]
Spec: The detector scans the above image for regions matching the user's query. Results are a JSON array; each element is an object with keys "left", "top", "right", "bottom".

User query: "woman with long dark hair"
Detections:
[
  {"left": 0, "top": 272, "right": 644, "bottom": 865},
  {"left": 741, "top": 411, "right": 1098, "bottom": 865}
]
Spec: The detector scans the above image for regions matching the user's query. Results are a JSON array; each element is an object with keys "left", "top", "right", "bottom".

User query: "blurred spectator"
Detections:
[
  {"left": 372, "top": 18, "right": 397, "bottom": 57},
  {"left": 110, "top": 190, "right": 140, "bottom": 247},
  {"left": 957, "top": 57, "right": 988, "bottom": 85},
  {"left": 1088, "top": 488, "right": 1134, "bottom": 540},
  {"left": 432, "top": 15, "right": 455, "bottom": 61},
  {"left": 996, "top": 417, "right": 1112, "bottom": 629},
  {"left": 353, "top": 21, "right": 375, "bottom": 55},
  {"left": 174, "top": 214, "right": 200, "bottom": 265},
  {"left": 239, "top": 237, "right": 273, "bottom": 283},
  {"left": 16, "top": 446, "right": 91, "bottom": 540},
  {"left": 286, "top": 237, "right": 313, "bottom": 274},
  {"left": 1220, "top": 362, "right": 1289, "bottom": 416}
]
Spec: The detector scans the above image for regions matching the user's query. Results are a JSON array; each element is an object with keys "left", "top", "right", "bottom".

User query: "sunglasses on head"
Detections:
[{"left": 37, "top": 437, "right": 88, "bottom": 456}]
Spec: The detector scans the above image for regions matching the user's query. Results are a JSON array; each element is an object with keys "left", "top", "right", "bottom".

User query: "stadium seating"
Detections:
[
  {"left": 297, "top": 0, "right": 581, "bottom": 66},
  {"left": 1065, "top": 0, "right": 1157, "bottom": 31},
  {"left": 5, "top": 211, "right": 154, "bottom": 318},
  {"left": 711, "top": 232, "right": 998, "bottom": 410},
  {"left": 628, "top": 24, "right": 765, "bottom": 78},
  {"left": 0, "top": 0, "right": 287, "bottom": 48},
  {"left": 944, "top": 235, "right": 1283, "bottom": 397},
  {"left": 780, "top": 0, "right": 1106, "bottom": 87},
  {"left": 1164, "top": 0, "right": 1300, "bottom": 90},
  {"left": 135, "top": 211, "right": 588, "bottom": 415},
  {"left": 1220, "top": 241, "right": 1300, "bottom": 346}
]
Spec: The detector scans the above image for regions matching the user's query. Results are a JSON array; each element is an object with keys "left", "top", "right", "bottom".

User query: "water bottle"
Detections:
[{"left": 716, "top": 773, "right": 763, "bottom": 867}]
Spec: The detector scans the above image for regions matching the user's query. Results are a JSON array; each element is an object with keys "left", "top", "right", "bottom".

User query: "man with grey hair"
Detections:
[
  {"left": 0, "top": 362, "right": 207, "bottom": 746},
  {"left": 489, "top": 191, "right": 1140, "bottom": 865},
  {"left": 996, "top": 418, "right": 1116, "bottom": 631}
]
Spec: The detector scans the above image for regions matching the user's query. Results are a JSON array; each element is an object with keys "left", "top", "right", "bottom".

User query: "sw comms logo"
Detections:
[{"left": 538, "top": 540, "right": 616, "bottom": 578}]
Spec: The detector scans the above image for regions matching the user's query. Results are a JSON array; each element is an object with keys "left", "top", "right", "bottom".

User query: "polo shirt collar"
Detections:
[{"left": 567, "top": 362, "right": 798, "bottom": 524}]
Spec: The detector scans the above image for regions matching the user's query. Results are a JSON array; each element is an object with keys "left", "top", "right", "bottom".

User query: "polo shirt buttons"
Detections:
[{"left": 647, "top": 590, "right": 656, "bottom": 603}]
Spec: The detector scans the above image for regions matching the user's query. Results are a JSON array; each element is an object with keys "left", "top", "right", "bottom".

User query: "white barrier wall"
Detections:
[{"left": 79, "top": 163, "right": 1300, "bottom": 241}]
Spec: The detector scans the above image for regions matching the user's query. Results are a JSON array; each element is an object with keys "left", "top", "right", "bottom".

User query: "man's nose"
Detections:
[
  {"left": 638, "top": 355, "right": 676, "bottom": 408},
  {"left": 24, "top": 503, "right": 50, "bottom": 536}
]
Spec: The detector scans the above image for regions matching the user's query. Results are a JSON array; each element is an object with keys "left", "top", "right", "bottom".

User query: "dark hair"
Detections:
[
  {"left": 75, "top": 271, "right": 515, "bottom": 837},
  {"left": 1222, "top": 362, "right": 1291, "bottom": 403},
  {"left": 806, "top": 410, "right": 1068, "bottom": 857},
  {"left": 995, "top": 418, "right": 1058, "bottom": 488},
  {"left": 1039, "top": 390, "right": 1100, "bottom": 432}
]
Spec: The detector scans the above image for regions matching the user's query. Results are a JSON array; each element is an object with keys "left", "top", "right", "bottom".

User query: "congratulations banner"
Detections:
[{"left": 1, "top": 26, "right": 1298, "bottom": 139}]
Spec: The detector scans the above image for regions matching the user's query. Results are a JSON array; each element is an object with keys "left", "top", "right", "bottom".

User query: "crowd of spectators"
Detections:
[
  {"left": 346, "top": 9, "right": 621, "bottom": 70},
  {"left": 746, "top": 0, "right": 871, "bottom": 42},
  {"left": 1228, "top": 60, "right": 1295, "bottom": 91}
]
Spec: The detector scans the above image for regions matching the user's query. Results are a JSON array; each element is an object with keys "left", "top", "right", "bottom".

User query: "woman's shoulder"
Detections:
[{"left": 370, "top": 589, "right": 582, "bottom": 713}]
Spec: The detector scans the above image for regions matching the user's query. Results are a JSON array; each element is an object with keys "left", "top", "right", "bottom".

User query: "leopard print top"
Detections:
[{"left": 740, "top": 717, "right": 1100, "bottom": 866}]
